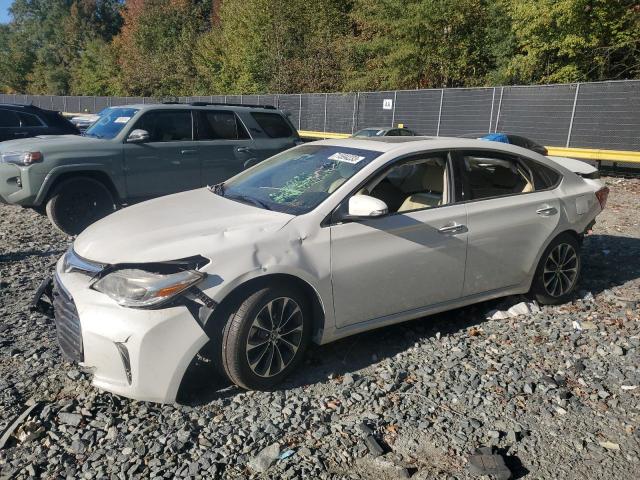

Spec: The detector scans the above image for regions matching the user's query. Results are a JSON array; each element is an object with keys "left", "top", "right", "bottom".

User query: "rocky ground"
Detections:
[{"left": 1, "top": 177, "right": 639, "bottom": 480}]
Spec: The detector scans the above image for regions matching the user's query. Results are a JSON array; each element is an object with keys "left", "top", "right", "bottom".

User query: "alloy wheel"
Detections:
[
  {"left": 542, "top": 243, "right": 578, "bottom": 297},
  {"left": 245, "top": 297, "right": 304, "bottom": 378}
]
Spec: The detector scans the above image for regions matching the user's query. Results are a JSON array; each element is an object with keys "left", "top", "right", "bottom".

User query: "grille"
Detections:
[{"left": 52, "top": 275, "right": 84, "bottom": 362}]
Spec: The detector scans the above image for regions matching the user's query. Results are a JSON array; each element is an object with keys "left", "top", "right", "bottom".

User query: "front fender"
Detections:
[{"left": 34, "top": 164, "right": 126, "bottom": 205}]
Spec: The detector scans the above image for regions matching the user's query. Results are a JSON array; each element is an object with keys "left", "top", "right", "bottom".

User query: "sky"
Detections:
[{"left": 0, "top": 0, "right": 11, "bottom": 24}]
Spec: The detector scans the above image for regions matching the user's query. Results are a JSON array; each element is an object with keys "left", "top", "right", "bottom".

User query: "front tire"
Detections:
[
  {"left": 530, "top": 233, "right": 581, "bottom": 305},
  {"left": 221, "top": 284, "right": 311, "bottom": 390},
  {"left": 45, "top": 177, "right": 116, "bottom": 235}
]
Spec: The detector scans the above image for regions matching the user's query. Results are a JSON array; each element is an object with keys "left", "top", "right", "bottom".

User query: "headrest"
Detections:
[
  {"left": 422, "top": 165, "right": 444, "bottom": 192},
  {"left": 492, "top": 166, "right": 517, "bottom": 188}
]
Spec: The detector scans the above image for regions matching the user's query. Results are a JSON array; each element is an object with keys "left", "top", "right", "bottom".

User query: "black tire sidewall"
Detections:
[
  {"left": 46, "top": 177, "right": 115, "bottom": 235},
  {"left": 222, "top": 284, "right": 311, "bottom": 390},
  {"left": 532, "top": 233, "right": 581, "bottom": 305}
]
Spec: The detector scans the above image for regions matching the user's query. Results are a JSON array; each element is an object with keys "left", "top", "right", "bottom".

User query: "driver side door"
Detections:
[
  {"left": 329, "top": 152, "right": 468, "bottom": 328},
  {"left": 123, "top": 109, "right": 200, "bottom": 200}
]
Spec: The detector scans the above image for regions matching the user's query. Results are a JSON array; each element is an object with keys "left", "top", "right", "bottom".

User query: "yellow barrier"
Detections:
[
  {"left": 545, "top": 147, "right": 640, "bottom": 164},
  {"left": 299, "top": 130, "right": 640, "bottom": 164}
]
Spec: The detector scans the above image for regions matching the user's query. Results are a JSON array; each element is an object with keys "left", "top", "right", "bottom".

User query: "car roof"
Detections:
[
  {"left": 117, "top": 103, "right": 283, "bottom": 113},
  {"left": 309, "top": 136, "right": 545, "bottom": 156},
  {"left": 0, "top": 103, "right": 41, "bottom": 111}
]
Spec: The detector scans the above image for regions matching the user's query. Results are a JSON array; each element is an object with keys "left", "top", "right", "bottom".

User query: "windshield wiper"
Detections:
[
  {"left": 225, "top": 193, "right": 271, "bottom": 210},
  {"left": 207, "top": 182, "right": 225, "bottom": 197}
]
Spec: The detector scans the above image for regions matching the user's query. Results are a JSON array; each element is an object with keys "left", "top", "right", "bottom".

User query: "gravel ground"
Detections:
[{"left": 1, "top": 177, "right": 639, "bottom": 479}]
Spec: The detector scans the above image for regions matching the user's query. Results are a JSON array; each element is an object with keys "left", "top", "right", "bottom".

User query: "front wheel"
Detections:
[
  {"left": 221, "top": 285, "right": 311, "bottom": 390},
  {"left": 530, "top": 233, "right": 581, "bottom": 305},
  {"left": 45, "top": 177, "right": 116, "bottom": 235}
]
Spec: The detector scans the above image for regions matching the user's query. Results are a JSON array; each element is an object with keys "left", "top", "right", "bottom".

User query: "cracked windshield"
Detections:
[{"left": 221, "top": 145, "right": 382, "bottom": 214}]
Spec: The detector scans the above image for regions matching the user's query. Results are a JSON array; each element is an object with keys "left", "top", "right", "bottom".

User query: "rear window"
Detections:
[
  {"left": 522, "top": 158, "right": 561, "bottom": 189},
  {"left": 197, "top": 111, "right": 250, "bottom": 140},
  {"left": 18, "top": 112, "right": 43, "bottom": 127},
  {"left": 251, "top": 112, "right": 293, "bottom": 138}
]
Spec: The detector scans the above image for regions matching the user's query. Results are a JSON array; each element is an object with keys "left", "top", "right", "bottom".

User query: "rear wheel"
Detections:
[
  {"left": 221, "top": 284, "right": 311, "bottom": 390},
  {"left": 46, "top": 177, "right": 116, "bottom": 235},
  {"left": 530, "top": 233, "right": 581, "bottom": 305}
]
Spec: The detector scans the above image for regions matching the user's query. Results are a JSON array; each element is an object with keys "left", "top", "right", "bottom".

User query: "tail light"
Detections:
[{"left": 595, "top": 186, "right": 609, "bottom": 210}]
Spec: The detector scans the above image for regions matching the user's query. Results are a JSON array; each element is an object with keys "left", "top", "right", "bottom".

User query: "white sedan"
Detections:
[{"left": 38, "top": 137, "right": 608, "bottom": 402}]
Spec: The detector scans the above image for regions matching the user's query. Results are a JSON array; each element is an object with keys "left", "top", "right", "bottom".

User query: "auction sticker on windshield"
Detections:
[
  {"left": 114, "top": 117, "right": 131, "bottom": 124},
  {"left": 328, "top": 152, "right": 366, "bottom": 164}
]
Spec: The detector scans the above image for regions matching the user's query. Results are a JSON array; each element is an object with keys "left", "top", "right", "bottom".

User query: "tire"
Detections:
[
  {"left": 530, "top": 233, "right": 581, "bottom": 305},
  {"left": 221, "top": 284, "right": 311, "bottom": 390},
  {"left": 45, "top": 177, "right": 116, "bottom": 236}
]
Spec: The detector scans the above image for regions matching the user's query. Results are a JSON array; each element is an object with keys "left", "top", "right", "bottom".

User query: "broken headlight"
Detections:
[{"left": 92, "top": 269, "right": 205, "bottom": 308}]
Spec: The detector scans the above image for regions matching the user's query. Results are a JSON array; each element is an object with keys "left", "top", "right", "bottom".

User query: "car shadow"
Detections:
[{"left": 179, "top": 233, "right": 640, "bottom": 405}]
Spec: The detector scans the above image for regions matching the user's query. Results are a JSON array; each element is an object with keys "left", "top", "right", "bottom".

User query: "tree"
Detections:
[
  {"left": 343, "top": 0, "right": 493, "bottom": 90},
  {"left": 112, "top": 0, "right": 211, "bottom": 96},
  {"left": 495, "top": 0, "right": 640, "bottom": 84}
]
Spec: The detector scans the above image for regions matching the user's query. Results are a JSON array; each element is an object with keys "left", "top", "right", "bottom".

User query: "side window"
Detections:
[
  {"left": 18, "top": 112, "right": 43, "bottom": 127},
  {"left": 386, "top": 129, "right": 400, "bottom": 136},
  {"left": 250, "top": 112, "right": 293, "bottom": 138},
  {"left": 400, "top": 129, "right": 413, "bottom": 136},
  {"left": 0, "top": 110, "right": 20, "bottom": 128},
  {"left": 460, "top": 151, "right": 534, "bottom": 201},
  {"left": 133, "top": 110, "right": 192, "bottom": 142},
  {"left": 362, "top": 155, "right": 448, "bottom": 213},
  {"left": 197, "top": 111, "right": 250, "bottom": 140}
]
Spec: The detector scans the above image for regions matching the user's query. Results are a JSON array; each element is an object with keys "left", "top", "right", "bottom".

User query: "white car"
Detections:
[{"left": 36, "top": 137, "right": 608, "bottom": 403}]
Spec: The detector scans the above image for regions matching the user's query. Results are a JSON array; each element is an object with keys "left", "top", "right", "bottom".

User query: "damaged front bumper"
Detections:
[{"left": 32, "top": 258, "right": 211, "bottom": 403}]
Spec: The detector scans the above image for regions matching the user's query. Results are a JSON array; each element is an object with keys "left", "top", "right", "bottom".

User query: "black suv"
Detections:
[{"left": 0, "top": 104, "right": 80, "bottom": 142}]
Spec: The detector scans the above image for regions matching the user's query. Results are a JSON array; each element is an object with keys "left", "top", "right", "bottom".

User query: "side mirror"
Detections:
[
  {"left": 127, "top": 129, "right": 150, "bottom": 143},
  {"left": 348, "top": 195, "right": 388, "bottom": 218}
]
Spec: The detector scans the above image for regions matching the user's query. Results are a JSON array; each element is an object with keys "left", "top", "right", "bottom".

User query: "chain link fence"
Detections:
[{"left": 1, "top": 80, "right": 638, "bottom": 151}]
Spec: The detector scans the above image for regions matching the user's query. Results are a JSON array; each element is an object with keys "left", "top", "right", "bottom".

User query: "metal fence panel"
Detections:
[
  {"left": 496, "top": 84, "right": 576, "bottom": 146},
  {"left": 439, "top": 88, "right": 494, "bottom": 136},
  {"left": 326, "top": 93, "right": 357, "bottom": 134},
  {"left": 395, "top": 89, "right": 442, "bottom": 135},
  {"left": 226, "top": 95, "right": 242, "bottom": 104},
  {"left": 300, "top": 94, "right": 325, "bottom": 132},
  {"left": 258, "top": 94, "right": 276, "bottom": 107},
  {"left": 356, "top": 91, "right": 395, "bottom": 131},
  {"left": 570, "top": 81, "right": 640, "bottom": 151},
  {"left": 277, "top": 94, "right": 301, "bottom": 129},
  {"left": 242, "top": 95, "right": 260, "bottom": 105}
]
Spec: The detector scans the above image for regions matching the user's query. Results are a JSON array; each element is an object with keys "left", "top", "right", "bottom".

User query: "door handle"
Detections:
[
  {"left": 536, "top": 205, "right": 558, "bottom": 216},
  {"left": 438, "top": 222, "right": 467, "bottom": 235},
  {"left": 235, "top": 147, "right": 252, "bottom": 153},
  {"left": 180, "top": 149, "right": 197, "bottom": 155}
]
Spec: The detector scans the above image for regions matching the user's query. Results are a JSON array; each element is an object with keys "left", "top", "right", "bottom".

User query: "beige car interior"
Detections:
[
  {"left": 357, "top": 157, "right": 448, "bottom": 214},
  {"left": 464, "top": 156, "right": 534, "bottom": 200}
]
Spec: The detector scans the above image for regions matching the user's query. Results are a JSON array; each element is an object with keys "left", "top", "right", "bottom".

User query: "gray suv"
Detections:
[{"left": 0, "top": 103, "right": 300, "bottom": 234}]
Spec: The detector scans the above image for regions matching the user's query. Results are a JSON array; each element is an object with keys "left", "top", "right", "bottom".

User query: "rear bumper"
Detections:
[{"left": 37, "top": 258, "right": 210, "bottom": 403}]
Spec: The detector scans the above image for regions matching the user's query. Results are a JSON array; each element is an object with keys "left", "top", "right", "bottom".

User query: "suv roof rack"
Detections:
[{"left": 189, "top": 102, "right": 277, "bottom": 110}]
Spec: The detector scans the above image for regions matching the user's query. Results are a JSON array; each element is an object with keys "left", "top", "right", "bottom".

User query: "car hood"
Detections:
[
  {"left": 0, "top": 134, "right": 99, "bottom": 152},
  {"left": 73, "top": 188, "right": 295, "bottom": 265}
]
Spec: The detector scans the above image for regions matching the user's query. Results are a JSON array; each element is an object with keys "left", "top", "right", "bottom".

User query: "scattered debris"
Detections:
[
  {"left": 0, "top": 402, "right": 41, "bottom": 449},
  {"left": 468, "top": 447, "right": 512, "bottom": 479}
]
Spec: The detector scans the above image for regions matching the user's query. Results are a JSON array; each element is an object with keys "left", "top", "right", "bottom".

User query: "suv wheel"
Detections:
[
  {"left": 46, "top": 177, "right": 116, "bottom": 235},
  {"left": 530, "top": 233, "right": 581, "bottom": 305},
  {"left": 221, "top": 284, "right": 311, "bottom": 390}
]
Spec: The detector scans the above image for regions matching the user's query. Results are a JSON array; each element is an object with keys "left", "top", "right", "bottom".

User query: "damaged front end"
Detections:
[{"left": 30, "top": 248, "right": 219, "bottom": 403}]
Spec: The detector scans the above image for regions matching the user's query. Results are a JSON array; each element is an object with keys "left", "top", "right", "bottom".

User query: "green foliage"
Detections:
[{"left": 0, "top": 0, "right": 638, "bottom": 95}]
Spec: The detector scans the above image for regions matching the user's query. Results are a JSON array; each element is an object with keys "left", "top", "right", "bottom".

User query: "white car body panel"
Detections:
[{"left": 53, "top": 137, "right": 604, "bottom": 402}]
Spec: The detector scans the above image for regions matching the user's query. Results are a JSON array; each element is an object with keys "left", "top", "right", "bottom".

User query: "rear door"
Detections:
[
  {"left": 123, "top": 109, "right": 201, "bottom": 199},
  {"left": 241, "top": 111, "right": 299, "bottom": 161},
  {"left": 195, "top": 110, "right": 256, "bottom": 186},
  {"left": 454, "top": 149, "right": 561, "bottom": 296}
]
